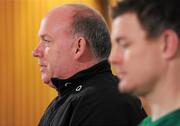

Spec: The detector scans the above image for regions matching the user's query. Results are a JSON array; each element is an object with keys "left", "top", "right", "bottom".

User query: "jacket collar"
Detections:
[{"left": 51, "top": 60, "right": 111, "bottom": 95}]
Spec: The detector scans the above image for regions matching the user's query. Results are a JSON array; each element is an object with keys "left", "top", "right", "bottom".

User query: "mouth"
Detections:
[
  {"left": 40, "top": 66, "right": 47, "bottom": 72},
  {"left": 116, "top": 71, "right": 126, "bottom": 79},
  {"left": 38, "top": 62, "right": 47, "bottom": 72}
]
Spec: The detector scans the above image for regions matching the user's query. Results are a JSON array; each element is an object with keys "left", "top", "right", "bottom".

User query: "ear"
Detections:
[
  {"left": 73, "top": 36, "right": 87, "bottom": 60},
  {"left": 161, "top": 30, "right": 179, "bottom": 60}
]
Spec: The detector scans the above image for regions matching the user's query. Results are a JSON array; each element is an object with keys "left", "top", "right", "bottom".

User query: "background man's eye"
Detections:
[{"left": 120, "top": 43, "right": 130, "bottom": 48}]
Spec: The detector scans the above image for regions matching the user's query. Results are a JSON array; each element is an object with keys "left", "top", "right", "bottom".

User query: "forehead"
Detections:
[
  {"left": 111, "top": 13, "right": 146, "bottom": 40},
  {"left": 38, "top": 7, "right": 74, "bottom": 37}
]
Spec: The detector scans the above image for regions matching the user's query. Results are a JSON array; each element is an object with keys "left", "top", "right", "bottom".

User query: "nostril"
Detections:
[
  {"left": 32, "top": 43, "right": 43, "bottom": 57},
  {"left": 109, "top": 52, "right": 119, "bottom": 65},
  {"left": 32, "top": 50, "right": 38, "bottom": 57}
]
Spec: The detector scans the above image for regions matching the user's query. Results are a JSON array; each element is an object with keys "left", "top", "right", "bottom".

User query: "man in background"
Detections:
[
  {"left": 109, "top": 0, "right": 180, "bottom": 125},
  {"left": 33, "top": 4, "right": 146, "bottom": 126}
]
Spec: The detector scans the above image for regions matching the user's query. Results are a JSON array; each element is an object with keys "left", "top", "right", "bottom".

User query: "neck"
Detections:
[
  {"left": 150, "top": 99, "right": 180, "bottom": 121},
  {"left": 76, "top": 58, "right": 100, "bottom": 72},
  {"left": 145, "top": 65, "right": 180, "bottom": 121}
]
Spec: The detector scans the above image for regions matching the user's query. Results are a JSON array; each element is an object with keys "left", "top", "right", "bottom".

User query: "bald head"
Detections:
[
  {"left": 34, "top": 4, "right": 111, "bottom": 83},
  {"left": 47, "top": 4, "right": 100, "bottom": 17},
  {"left": 43, "top": 4, "right": 111, "bottom": 60}
]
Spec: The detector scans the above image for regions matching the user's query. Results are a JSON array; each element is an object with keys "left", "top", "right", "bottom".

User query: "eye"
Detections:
[
  {"left": 40, "top": 35, "right": 51, "bottom": 43},
  {"left": 115, "top": 39, "right": 130, "bottom": 49},
  {"left": 119, "top": 41, "right": 130, "bottom": 49},
  {"left": 42, "top": 39, "right": 51, "bottom": 47},
  {"left": 43, "top": 39, "right": 51, "bottom": 43}
]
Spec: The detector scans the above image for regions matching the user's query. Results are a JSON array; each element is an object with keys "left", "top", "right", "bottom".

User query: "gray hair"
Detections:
[{"left": 70, "top": 4, "right": 111, "bottom": 60}]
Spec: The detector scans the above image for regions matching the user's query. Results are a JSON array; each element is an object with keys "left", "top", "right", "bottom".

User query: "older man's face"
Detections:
[
  {"left": 33, "top": 10, "right": 75, "bottom": 85},
  {"left": 109, "top": 13, "right": 164, "bottom": 96}
]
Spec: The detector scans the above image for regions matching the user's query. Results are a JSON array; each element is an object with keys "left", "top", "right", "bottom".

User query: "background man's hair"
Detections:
[{"left": 111, "top": 0, "right": 180, "bottom": 39}]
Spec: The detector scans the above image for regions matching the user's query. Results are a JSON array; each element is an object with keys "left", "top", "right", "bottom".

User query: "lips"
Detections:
[
  {"left": 39, "top": 64, "right": 47, "bottom": 67},
  {"left": 38, "top": 62, "right": 47, "bottom": 72},
  {"left": 116, "top": 70, "right": 126, "bottom": 79},
  {"left": 40, "top": 66, "right": 47, "bottom": 72}
]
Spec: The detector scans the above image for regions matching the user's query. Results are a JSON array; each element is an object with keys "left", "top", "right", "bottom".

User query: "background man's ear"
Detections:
[
  {"left": 74, "top": 37, "right": 87, "bottom": 60},
  {"left": 162, "top": 30, "right": 179, "bottom": 59}
]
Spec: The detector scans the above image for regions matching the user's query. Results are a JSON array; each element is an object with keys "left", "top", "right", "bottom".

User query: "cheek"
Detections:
[
  {"left": 44, "top": 47, "right": 50, "bottom": 58},
  {"left": 123, "top": 49, "right": 139, "bottom": 70},
  {"left": 44, "top": 47, "right": 58, "bottom": 69},
  {"left": 128, "top": 48, "right": 160, "bottom": 80},
  {"left": 123, "top": 48, "right": 148, "bottom": 78},
  {"left": 123, "top": 50, "right": 130, "bottom": 62},
  {"left": 46, "top": 46, "right": 59, "bottom": 59}
]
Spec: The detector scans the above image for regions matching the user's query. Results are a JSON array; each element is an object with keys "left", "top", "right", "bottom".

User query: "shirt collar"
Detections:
[{"left": 51, "top": 60, "right": 111, "bottom": 95}]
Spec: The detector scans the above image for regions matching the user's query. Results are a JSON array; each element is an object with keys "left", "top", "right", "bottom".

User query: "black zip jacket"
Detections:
[{"left": 38, "top": 60, "right": 147, "bottom": 126}]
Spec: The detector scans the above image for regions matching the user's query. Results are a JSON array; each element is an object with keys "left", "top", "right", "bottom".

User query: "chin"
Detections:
[
  {"left": 41, "top": 75, "right": 51, "bottom": 84},
  {"left": 118, "top": 80, "right": 134, "bottom": 93},
  {"left": 119, "top": 83, "right": 147, "bottom": 96},
  {"left": 41, "top": 75, "right": 56, "bottom": 88},
  {"left": 42, "top": 79, "right": 50, "bottom": 84}
]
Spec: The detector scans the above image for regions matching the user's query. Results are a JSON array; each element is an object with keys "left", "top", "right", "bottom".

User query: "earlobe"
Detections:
[{"left": 162, "top": 30, "right": 179, "bottom": 60}]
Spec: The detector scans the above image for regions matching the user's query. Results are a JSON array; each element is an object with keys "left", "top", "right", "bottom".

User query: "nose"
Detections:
[
  {"left": 108, "top": 46, "right": 123, "bottom": 65},
  {"left": 32, "top": 43, "right": 43, "bottom": 58}
]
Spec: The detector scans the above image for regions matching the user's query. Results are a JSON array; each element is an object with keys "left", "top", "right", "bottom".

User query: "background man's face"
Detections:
[{"left": 109, "top": 13, "right": 164, "bottom": 96}]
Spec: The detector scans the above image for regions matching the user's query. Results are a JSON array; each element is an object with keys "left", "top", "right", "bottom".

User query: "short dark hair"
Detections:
[
  {"left": 112, "top": 0, "right": 180, "bottom": 39},
  {"left": 70, "top": 4, "right": 111, "bottom": 60}
]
